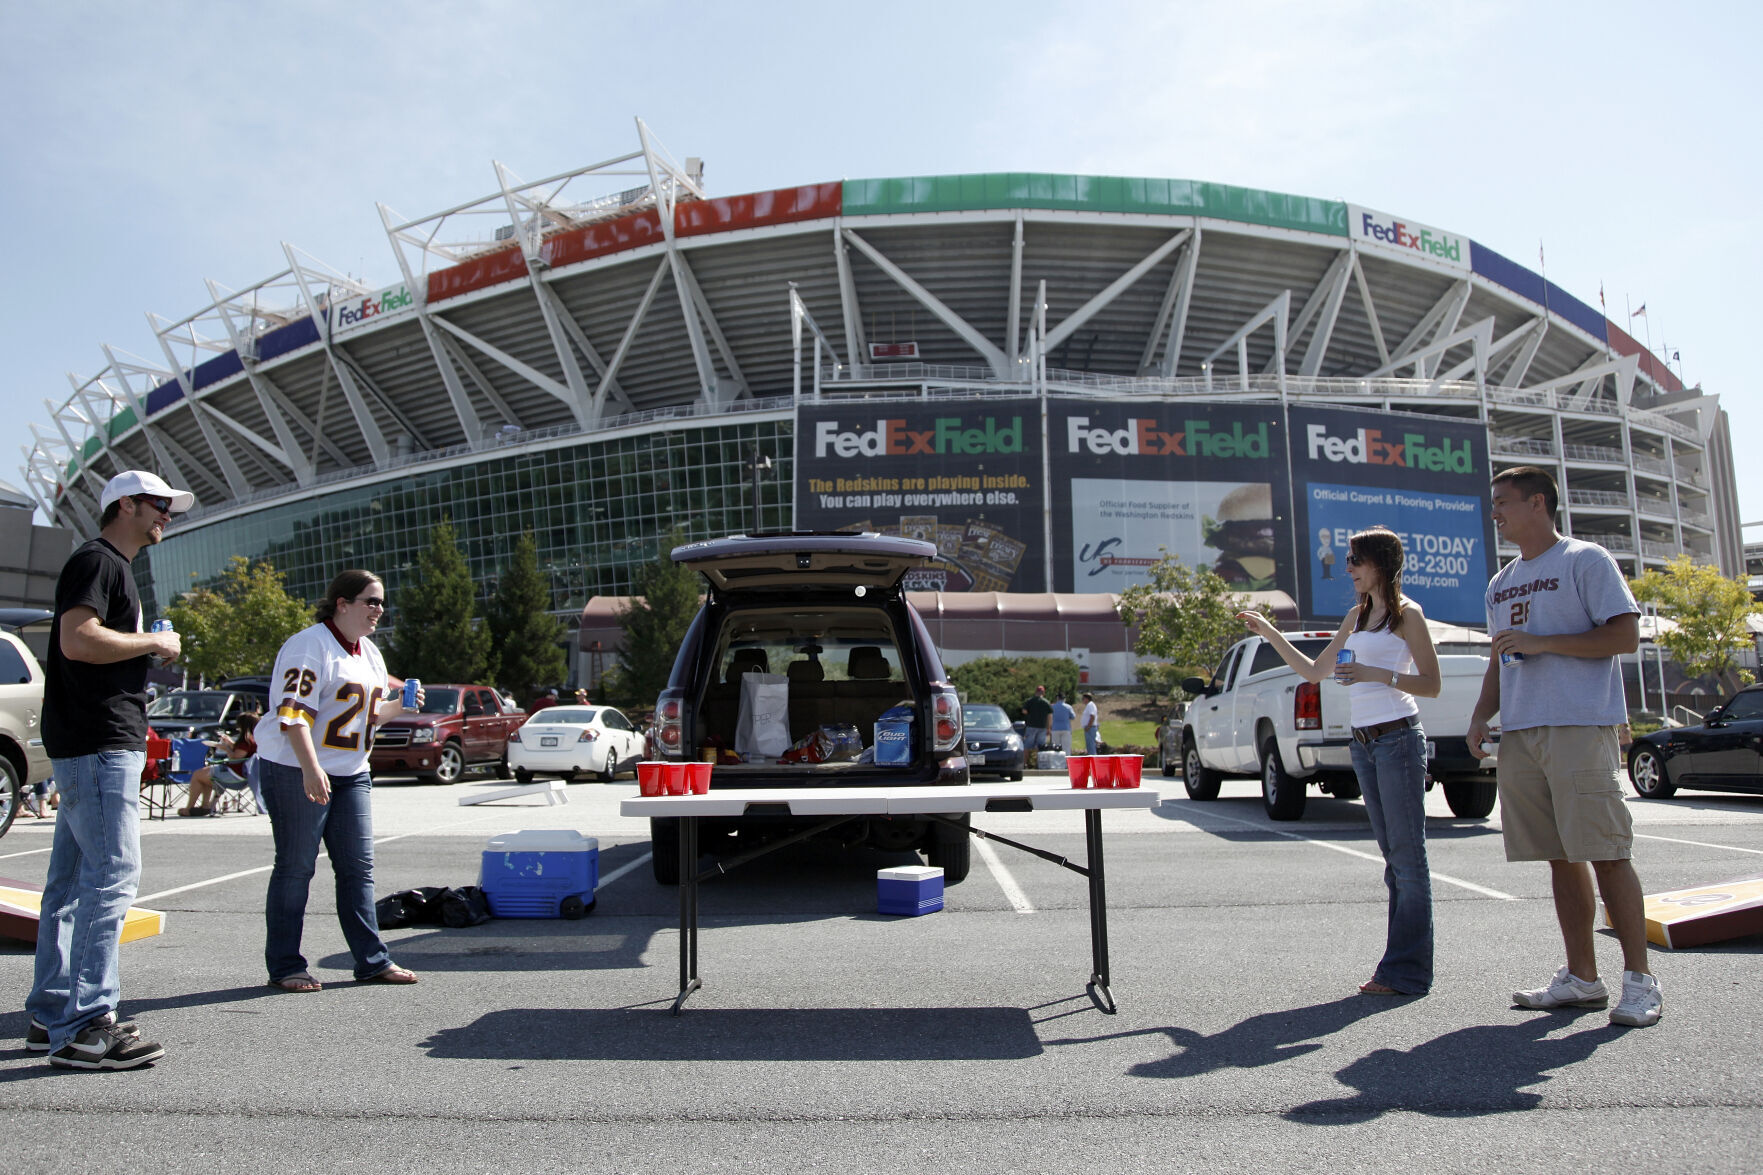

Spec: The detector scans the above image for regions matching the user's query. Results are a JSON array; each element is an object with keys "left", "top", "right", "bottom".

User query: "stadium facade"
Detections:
[{"left": 21, "top": 124, "right": 1740, "bottom": 677}]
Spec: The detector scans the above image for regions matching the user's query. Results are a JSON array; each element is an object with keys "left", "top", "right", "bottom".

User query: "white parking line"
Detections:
[
  {"left": 597, "top": 852, "right": 653, "bottom": 889},
  {"left": 0, "top": 846, "right": 52, "bottom": 860},
  {"left": 974, "top": 836, "right": 1036, "bottom": 914},
  {"left": 1173, "top": 806, "right": 1520, "bottom": 901},
  {"left": 1635, "top": 833, "right": 1763, "bottom": 856}
]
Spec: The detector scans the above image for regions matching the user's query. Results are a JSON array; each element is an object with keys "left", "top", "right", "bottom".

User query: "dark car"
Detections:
[
  {"left": 652, "top": 533, "right": 968, "bottom": 883},
  {"left": 962, "top": 704, "right": 1025, "bottom": 780},
  {"left": 1155, "top": 701, "right": 1186, "bottom": 777},
  {"left": 147, "top": 689, "right": 263, "bottom": 742},
  {"left": 1628, "top": 685, "right": 1763, "bottom": 799}
]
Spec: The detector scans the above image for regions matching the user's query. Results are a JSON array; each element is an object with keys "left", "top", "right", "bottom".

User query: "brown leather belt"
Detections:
[{"left": 1352, "top": 715, "right": 1418, "bottom": 745}]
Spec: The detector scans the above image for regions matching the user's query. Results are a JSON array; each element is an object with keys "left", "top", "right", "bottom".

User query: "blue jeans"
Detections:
[
  {"left": 26, "top": 750, "right": 144, "bottom": 1050},
  {"left": 1084, "top": 727, "right": 1099, "bottom": 754},
  {"left": 1349, "top": 724, "right": 1434, "bottom": 994},
  {"left": 259, "top": 759, "right": 390, "bottom": 982}
]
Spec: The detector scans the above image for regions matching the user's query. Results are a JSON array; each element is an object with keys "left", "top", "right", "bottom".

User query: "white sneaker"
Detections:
[
  {"left": 1609, "top": 970, "right": 1662, "bottom": 1027},
  {"left": 1513, "top": 965, "right": 1609, "bottom": 1009}
]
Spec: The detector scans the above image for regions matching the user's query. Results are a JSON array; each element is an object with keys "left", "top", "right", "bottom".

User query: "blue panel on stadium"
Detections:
[
  {"left": 1472, "top": 241, "right": 1607, "bottom": 344},
  {"left": 256, "top": 316, "right": 320, "bottom": 362},
  {"left": 191, "top": 350, "right": 244, "bottom": 390},
  {"left": 145, "top": 378, "right": 183, "bottom": 415}
]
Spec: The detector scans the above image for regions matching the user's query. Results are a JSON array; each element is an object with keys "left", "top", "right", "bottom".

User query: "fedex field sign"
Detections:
[
  {"left": 333, "top": 283, "right": 415, "bottom": 334},
  {"left": 813, "top": 416, "right": 1024, "bottom": 457},
  {"left": 1347, "top": 204, "right": 1469, "bottom": 270},
  {"left": 1066, "top": 416, "right": 1270, "bottom": 459},
  {"left": 1305, "top": 423, "right": 1472, "bottom": 473}
]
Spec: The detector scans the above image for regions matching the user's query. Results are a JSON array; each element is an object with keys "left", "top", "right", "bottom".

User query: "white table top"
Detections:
[{"left": 620, "top": 781, "right": 1162, "bottom": 818}]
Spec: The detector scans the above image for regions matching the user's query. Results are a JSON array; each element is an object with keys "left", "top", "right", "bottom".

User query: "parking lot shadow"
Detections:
[
  {"left": 421, "top": 1006, "right": 1042, "bottom": 1061},
  {"left": 323, "top": 920, "right": 660, "bottom": 974},
  {"left": 1046, "top": 995, "right": 1393, "bottom": 1078},
  {"left": 1284, "top": 1013, "right": 1621, "bottom": 1121}
]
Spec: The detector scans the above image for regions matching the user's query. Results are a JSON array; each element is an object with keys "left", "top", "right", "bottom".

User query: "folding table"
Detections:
[{"left": 621, "top": 782, "right": 1160, "bottom": 1015}]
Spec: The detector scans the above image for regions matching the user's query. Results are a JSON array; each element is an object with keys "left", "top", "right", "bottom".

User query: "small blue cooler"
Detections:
[
  {"left": 878, "top": 864, "right": 944, "bottom": 916},
  {"left": 480, "top": 829, "right": 598, "bottom": 918}
]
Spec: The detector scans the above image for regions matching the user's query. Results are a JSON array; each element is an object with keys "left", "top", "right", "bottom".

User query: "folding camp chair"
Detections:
[
  {"left": 141, "top": 737, "right": 206, "bottom": 820},
  {"left": 210, "top": 756, "right": 261, "bottom": 815}
]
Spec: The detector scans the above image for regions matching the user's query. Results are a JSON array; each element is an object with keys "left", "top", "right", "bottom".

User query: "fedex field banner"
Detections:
[
  {"left": 331, "top": 282, "right": 416, "bottom": 337},
  {"left": 794, "top": 401, "right": 1045, "bottom": 591},
  {"left": 1289, "top": 405, "right": 1494, "bottom": 625},
  {"left": 1050, "top": 402, "right": 1292, "bottom": 595},
  {"left": 1347, "top": 204, "right": 1470, "bottom": 271}
]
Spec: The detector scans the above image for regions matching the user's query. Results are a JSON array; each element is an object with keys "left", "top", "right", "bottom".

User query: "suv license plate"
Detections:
[
  {"left": 1424, "top": 740, "right": 1437, "bottom": 760},
  {"left": 541, "top": 736, "right": 559, "bottom": 747}
]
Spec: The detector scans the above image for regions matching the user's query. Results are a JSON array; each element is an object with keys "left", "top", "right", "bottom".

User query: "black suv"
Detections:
[{"left": 651, "top": 533, "right": 969, "bottom": 883}]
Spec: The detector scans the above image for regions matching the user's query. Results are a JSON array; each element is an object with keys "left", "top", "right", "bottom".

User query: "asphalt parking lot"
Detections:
[{"left": 3, "top": 769, "right": 1761, "bottom": 1173}]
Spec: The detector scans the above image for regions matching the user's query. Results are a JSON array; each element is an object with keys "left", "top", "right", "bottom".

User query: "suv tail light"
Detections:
[
  {"left": 654, "top": 688, "right": 686, "bottom": 759},
  {"left": 1294, "top": 681, "right": 1321, "bottom": 730},
  {"left": 931, "top": 685, "right": 963, "bottom": 753}
]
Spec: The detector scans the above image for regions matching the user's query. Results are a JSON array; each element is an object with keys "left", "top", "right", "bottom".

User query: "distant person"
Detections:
[
  {"left": 1468, "top": 465, "right": 1659, "bottom": 1028},
  {"left": 1051, "top": 695, "right": 1075, "bottom": 752},
  {"left": 256, "top": 569, "right": 420, "bottom": 992},
  {"left": 1240, "top": 525, "right": 1441, "bottom": 997},
  {"left": 1081, "top": 692, "right": 1099, "bottom": 755},
  {"left": 26, "top": 470, "right": 189, "bottom": 1070},
  {"left": 1021, "top": 685, "right": 1052, "bottom": 753},
  {"left": 178, "top": 712, "right": 258, "bottom": 817},
  {"left": 530, "top": 687, "right": 560, "bottom": 712},
  {"left": 572, "top": 688, "right": 589, "bottom": 705}
]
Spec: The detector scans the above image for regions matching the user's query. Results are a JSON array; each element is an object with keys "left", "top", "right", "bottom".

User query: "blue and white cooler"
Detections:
[
  {"left": 479, "top": 829, "right": 598, "bottom": 919},
  {"left": 878, "top": 864, "right": 944, "bottom": 917}
]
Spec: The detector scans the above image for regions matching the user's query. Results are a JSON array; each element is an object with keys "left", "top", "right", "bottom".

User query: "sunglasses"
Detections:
[
  {"left": 132, "top": 494, "right": 173, "bottom": 516},
  {"left": 353, "top": 597, "right": 386, "bottom": 610},
  {"left": 1345, "top": 553, "right": 1367, "bottom": 567}
]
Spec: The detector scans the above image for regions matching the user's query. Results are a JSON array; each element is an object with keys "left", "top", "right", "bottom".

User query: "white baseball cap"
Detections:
[{"left": 99, "top": 470, "right": 194, "bottom": 514}]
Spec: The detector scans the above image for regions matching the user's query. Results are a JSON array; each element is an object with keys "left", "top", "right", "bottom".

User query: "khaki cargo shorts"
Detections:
[{"left": 1496, "top": 725, "right": 1633, "bottom": 862}]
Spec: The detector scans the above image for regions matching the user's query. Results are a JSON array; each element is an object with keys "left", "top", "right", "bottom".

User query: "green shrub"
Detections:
[{"left": 949, "top": 656, "right": 1081, "bottom": 714}]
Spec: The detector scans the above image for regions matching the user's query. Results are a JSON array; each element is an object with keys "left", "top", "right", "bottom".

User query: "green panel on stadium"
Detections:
[{"left": 842, "top": 173, "right": 1348, "bottom": 236}]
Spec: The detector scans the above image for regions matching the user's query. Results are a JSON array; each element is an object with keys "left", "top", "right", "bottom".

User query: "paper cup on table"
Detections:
[
  {"left": 637, "top": 761, "right": 665, "bottom": 797},
  {"left": 663, "top": 763, "right": 690, "bottom": 795},
  {"left": 1066, "top": 755, "right": 1093, "bottom": 789},
  {"left": 1113, "top": 754, "right": 1143, "bottom": 788},
  {"left": 1090, "top": 755, "right": 1119, "bottom": 788},
  {"left": 686, "top": 762, "right": 712, "bottom": 794}
]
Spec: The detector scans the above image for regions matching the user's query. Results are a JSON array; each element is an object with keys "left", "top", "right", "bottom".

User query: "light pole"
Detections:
[{"left": 745, "top": 447, "right": 772, "bottom": 535}]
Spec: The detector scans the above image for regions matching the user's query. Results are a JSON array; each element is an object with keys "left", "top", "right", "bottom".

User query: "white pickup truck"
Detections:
[{"left": 1175, "top": 629, "right": 1499, "bottom": 821}]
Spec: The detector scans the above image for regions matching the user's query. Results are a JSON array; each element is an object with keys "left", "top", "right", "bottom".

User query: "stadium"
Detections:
[{"left": 19, "top": 123, "right": 1742, "bottom": 684}]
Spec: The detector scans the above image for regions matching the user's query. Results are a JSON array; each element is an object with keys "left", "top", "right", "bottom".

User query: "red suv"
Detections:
[
  {"left": 371, "top": 684, "right": 524, "bottom": 784},
  {"left": 650, "top": 533, "right": 969, "bottom": 883}
]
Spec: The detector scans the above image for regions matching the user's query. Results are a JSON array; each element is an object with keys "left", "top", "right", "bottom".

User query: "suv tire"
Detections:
[
  {"left": 426, "top": 740, "right": 465, "bottom": 785},
  {"left": 1260, "top": 739, "right": 1306, "bottom": 821},
  {"left": 1443, "top": 777, "right": 1498, "bottom": 819},
  {"left": 926, "top": 816, "right": 971, "bottom": 883}
]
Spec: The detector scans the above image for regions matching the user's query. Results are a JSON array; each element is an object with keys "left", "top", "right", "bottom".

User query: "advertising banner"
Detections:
[
  {"left": 1347, "top": 204, "right": 1470, "bottom": 272},
  {"left": 794, "top": 400, "right": 1046, "bottom": 591},
  {"left": 331, "top": 282, "right": 417, "bottom": 337},
  {"left": 1049, "top": 401, "right": 1292, "bottom": 596},
  {"left": 1289, "top": 405, "right": 1493, "bottom": 625}
]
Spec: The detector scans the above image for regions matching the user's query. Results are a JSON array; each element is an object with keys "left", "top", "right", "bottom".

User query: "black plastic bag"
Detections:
[{"left": 375, "top": 885, "right": 491, "bottom": 929}]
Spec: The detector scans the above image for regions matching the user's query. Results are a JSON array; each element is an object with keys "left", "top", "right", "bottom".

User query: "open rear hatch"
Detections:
[{"left": 673, "top": 533, "right": 935, "bottom": 594}]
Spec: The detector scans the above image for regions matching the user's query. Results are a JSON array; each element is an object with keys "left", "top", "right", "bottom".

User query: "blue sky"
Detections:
[{"left": 4, "top": 0, "right": 1758, "bottom": 528}]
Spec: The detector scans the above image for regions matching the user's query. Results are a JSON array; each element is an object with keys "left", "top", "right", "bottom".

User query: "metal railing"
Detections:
[
  {"left": 1578, "top": 533, "right": 1635, "bottom": 553},
  {"left": 1637, "top": 498, "right": 1676, "bottom": 519},
  {"left": 1562, "top": 442, "right": 1626, "bottom": 464},
  {"left": 1567, "top": 489, "right": 1632, "bottom": 509},
  {"left": 1490, "top": 434, "right": 1556, "bottom": 456}
]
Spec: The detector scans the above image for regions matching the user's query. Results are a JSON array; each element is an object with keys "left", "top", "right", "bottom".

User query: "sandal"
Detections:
[
  {"left": 270, "top": 972, "right": 323, "bottom": 993},
  {"left": 1358, "top": 979, "right": 1402, "bottom": 996},
  {"left": 363, "top": 964, "right": 418, "bottom": 985}
]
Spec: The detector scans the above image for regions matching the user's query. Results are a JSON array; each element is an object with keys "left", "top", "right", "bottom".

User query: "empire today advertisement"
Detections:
[
  {"left": 1289, "top": 405, "right": 1494, "bottom": 626},
  {"left": 793, "top": 401, "right": 1047, "bottom": 592}
]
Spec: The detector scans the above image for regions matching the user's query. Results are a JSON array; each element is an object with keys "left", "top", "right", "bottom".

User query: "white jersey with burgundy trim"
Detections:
[{"left": 255, "top": 621, "right": 389, "bottom": 776}]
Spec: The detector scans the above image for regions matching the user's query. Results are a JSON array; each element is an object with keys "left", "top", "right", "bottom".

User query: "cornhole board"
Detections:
[
  {"left": 1606, "top": 872, "right": 1763, "bottom": 949},
  {"left": 458, "top": 779, "right": 569, "bottom": 807},
  {"left": 0, "top": 877, "right": 167, "bottom": 945}
]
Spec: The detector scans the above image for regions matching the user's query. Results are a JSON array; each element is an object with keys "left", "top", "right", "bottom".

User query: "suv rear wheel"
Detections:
[{"left": 926, "top": 816, "right": 971, "bottom": 883}]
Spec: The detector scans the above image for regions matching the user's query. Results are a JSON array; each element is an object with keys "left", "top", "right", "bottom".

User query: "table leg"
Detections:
[
  {"left": 1084, "top": 807, "right": 1116, "bottom": 1015},
  {"left": 672, "top": 814, "right": 701, "bottom": 1015}
]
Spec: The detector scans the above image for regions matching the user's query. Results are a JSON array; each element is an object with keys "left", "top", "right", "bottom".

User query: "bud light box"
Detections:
[
  {"left": 874, "top": 703, "right": 915, "bottom": 766},
  {"left": 479, "top": 829, "right": 598, "bottom": 919},
  {"left": 878, "top": 865, "right": 944, "bottom": 917}
]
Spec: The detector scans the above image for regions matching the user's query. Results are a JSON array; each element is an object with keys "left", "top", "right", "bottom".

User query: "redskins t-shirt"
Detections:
[
  {"left": 1484, "top": 537, "right": 1637, "bottom": 731},
  {"left": 256, "top": 620, "right": 389, "bottom": 776}
]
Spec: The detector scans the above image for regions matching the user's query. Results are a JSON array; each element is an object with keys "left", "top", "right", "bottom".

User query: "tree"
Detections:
[
  {"left": 1116, "top": 554, "right": 1267, "bottom": 697},
  {"left": 485, "top": 530, "right": 567, "bottom": 704},
  {"left": 163, "top": 556, "right": 311, "bottom": 683},
  {"left": 1630, "top": 555, "right": 1761, "bottom": 686},
  {"left": 949, "top": 656, "right": 1081, "bottom": 711},
  {"left": 614, "top": 530, "right": 701, "bottom": 708},
  {"left": 387, "top": 519, "right": 491, "bottom": 684}
]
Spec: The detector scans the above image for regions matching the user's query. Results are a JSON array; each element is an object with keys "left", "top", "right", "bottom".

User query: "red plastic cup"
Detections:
[
  {"left": 1067, "top": 755, "right": 1092, "bottom": 789},
  {"left": 1113, "top": 754, "right": 1143, "bottom": 788},
  {"left": 664, "top": 763, "right": 690, "bottom": 795},
  {"left": 686, "top": 762, "right": 712, "bottom": 795},
  {"left": 637, "top": 761, "right": 664, "bottom": 797},
  {"left": 1090, "top": 755, "right": 1119, "bottom": 788}
]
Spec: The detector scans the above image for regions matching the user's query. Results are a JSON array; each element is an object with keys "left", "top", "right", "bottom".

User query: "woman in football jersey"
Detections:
[{"left": 256, "top": 569, "right": 420, "bottom": 992}]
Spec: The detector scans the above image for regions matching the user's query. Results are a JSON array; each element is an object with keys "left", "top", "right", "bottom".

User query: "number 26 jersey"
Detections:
[{"left": 256, "top": 620, "right": 389, "bottom": 776}]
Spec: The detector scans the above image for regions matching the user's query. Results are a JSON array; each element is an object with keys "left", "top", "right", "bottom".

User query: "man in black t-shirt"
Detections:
[
  {"left": 1021, "top": 685, "right": 1053, "bottom": 753},
  {"left": 25, "top": 470, "right": 189, "bottom": 1071}
]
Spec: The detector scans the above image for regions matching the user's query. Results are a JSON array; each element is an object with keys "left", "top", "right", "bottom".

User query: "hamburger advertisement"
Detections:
[{"left": 1052, "top": 403, "right": 1294, "bottom": 596}]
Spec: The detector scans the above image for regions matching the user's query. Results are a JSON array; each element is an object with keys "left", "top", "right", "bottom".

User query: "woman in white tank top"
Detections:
[{"left": 1239, "top": 526, "right": 1442, "bottom": 996}]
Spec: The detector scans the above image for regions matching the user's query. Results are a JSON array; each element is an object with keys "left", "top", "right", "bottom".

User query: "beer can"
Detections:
[
  {"left": 1336, "top": 649, "right": 1355, "bottom": 665},
  {"left": 1500, "top": 650, "right": 1525, "bottom": 666},
  {"left": 402, "top": 677, "right": 421, "bottom": 708},
  {"left": 150, "top": 618, "right": 174, "bottom": 633}
]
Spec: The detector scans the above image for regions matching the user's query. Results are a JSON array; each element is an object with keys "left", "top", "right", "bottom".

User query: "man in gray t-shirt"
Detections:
[{"left": 1468, "top": 466, "right": 1659, "bottom": 1028}]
